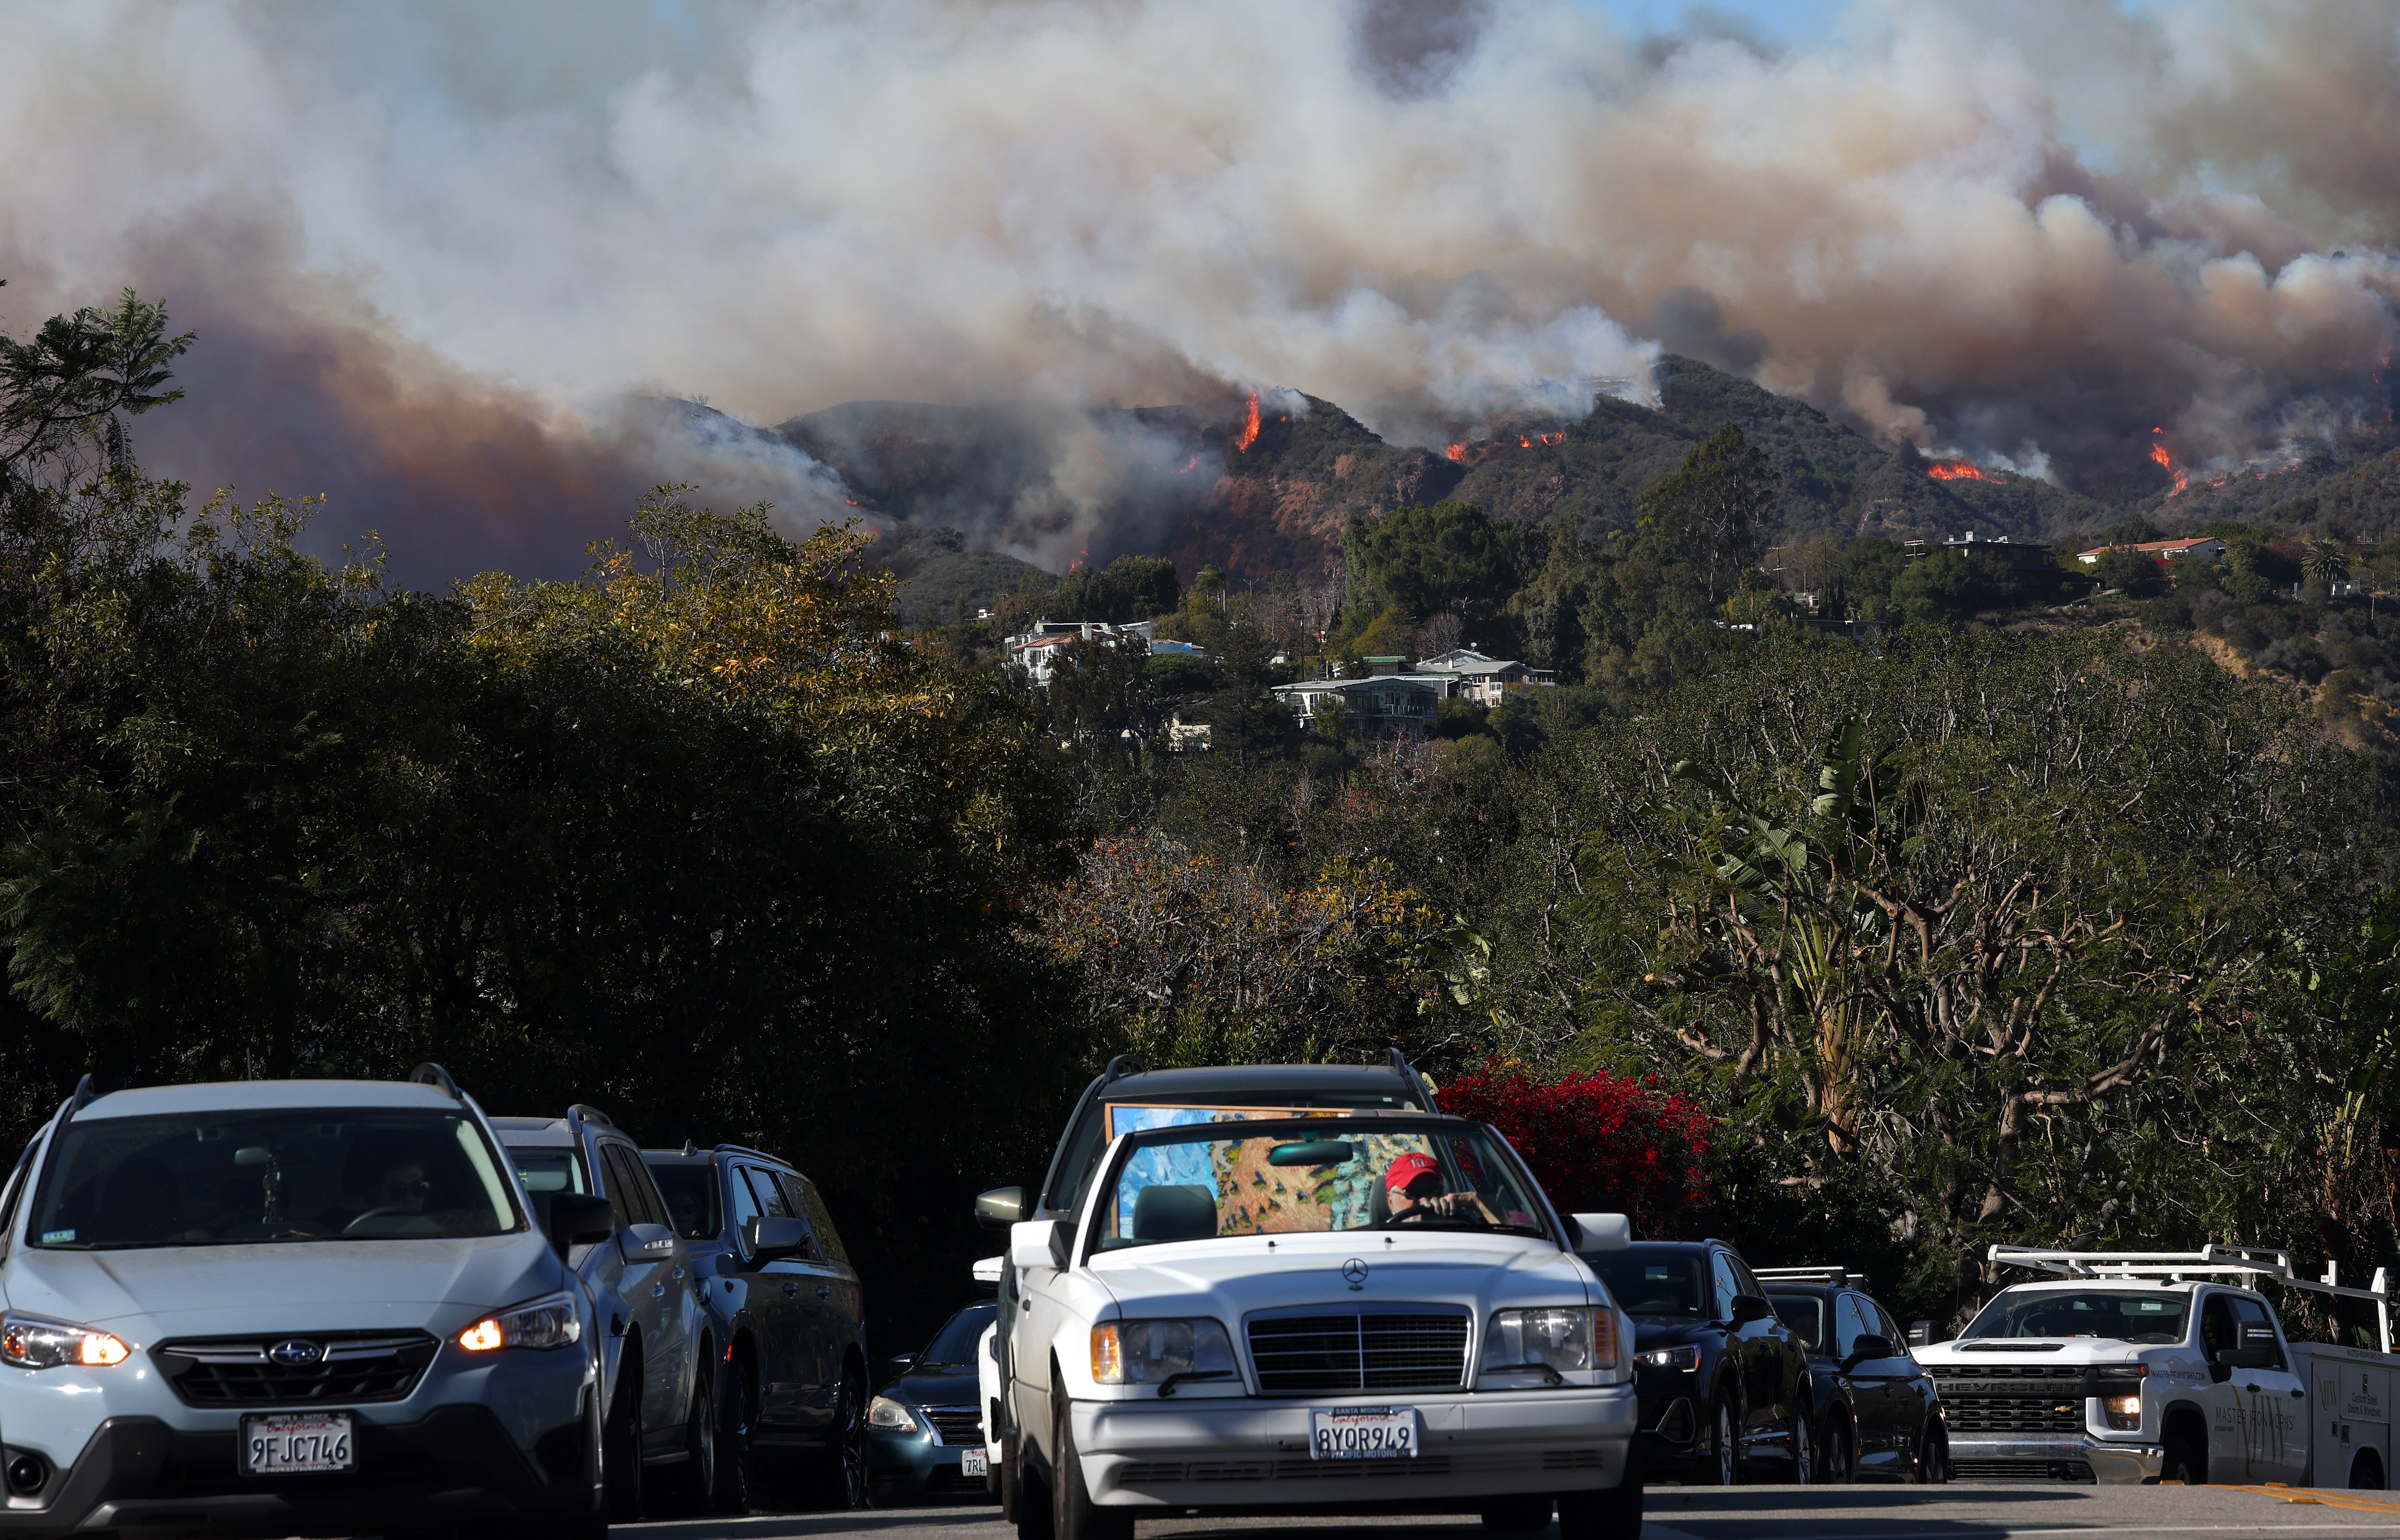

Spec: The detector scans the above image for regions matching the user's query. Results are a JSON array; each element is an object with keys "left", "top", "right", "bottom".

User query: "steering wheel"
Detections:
[{"left": 344, "top": 1206, "right": 438, "bottom": 1236}]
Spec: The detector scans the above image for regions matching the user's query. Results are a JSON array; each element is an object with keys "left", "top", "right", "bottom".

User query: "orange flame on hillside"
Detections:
[
  {"left": 1174, "top": 454, "right": 1197, "bottom": 474},
  {"left": 2150, "top": 429, "right": 2188, "bottom": 497},
  {"left": 1234, "top": 390, "right": 1261, "bottom": 453},
  {"left": 1927, "top": 460, "right": 2001, "bottom": 483},
  {"left": 1445, "top": 443, "right": 1467, "bottom": 461},
  {"left": 1068, "top": 544, "right": 1088, "bottom": 574}
]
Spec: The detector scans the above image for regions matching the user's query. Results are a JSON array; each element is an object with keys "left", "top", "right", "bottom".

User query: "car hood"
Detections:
[
  {"left": 1916, "top": 1339, "right": 2148, "bottom": 1368},
  {"left": 3, "top": 1233, "right": 567, "bottom": 1340},
  {"left": 884, "top": 1361, "right": 981, "bottom": 1407},
  {"left": 1630, "top": 1319, "right": 1722, "bottom": 1351},
  {"left": 1086, "top": 1230, "right": 1595, "bottom": 1319}
]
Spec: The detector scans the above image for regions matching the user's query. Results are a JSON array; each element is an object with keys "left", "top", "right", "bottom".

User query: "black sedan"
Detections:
[
  {"left": 1584, "top": 1239, "right": 1816, "bottom": 1485},
  {"left": 1758, "top": 1268, "right": 1947, "bottom": 1483}
]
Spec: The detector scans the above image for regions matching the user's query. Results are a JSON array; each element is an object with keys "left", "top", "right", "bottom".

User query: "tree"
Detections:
[
  {"left": 1435, "top": 1060, "right": 1710, "bottom": 1236},
  {"left": 1342, "top": 502, "right": 1519, "bottom": 650},
  {"left": 2091, "top": 547, "right": 2166, "bottom": 598},
  {"left": 1047, "top": 553, "right": 1179, "bottom": 624},
  {"left": 1892, "top": 548, "right": 2016, "bottom": 622},
  {"left": 0, "top": 288, "right": 192, "bottom": 495},
  {"left": 2303, "top": 540, "right": 2354, "bottom": 594}
]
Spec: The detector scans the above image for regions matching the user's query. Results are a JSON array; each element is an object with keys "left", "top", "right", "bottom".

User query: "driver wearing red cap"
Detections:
[{"left": 1386, "top": 1151, "right": 1476, "bottom": 1221}]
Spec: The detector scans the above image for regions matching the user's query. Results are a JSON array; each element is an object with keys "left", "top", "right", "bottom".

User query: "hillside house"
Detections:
[
  {"left": 1412, "top": 647, "right": 1554, "bottom": 705},
  {"left": 1005, "top": 619, "right": 1160, "bottom": 687},
  {"left": 1273, "top": 675, "right": 1442, "bottom": 739},
  {"left": 2075, "top": 536, "right": 2226, "bottom": 567}
]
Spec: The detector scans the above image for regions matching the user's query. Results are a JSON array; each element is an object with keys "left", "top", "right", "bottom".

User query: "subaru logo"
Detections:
[
  {"left": 268, "top": 1340, "right": 323, "bottom": 1367},
  {"left": 1342, "top": 1258, "right": 1369, "bottom": 1290}
]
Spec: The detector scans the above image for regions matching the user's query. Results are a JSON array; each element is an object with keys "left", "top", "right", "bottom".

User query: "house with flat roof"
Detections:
[
  {"left": 1272, "top": 675, "right": 1442, "bottom": 739},
  {"left": 2075, "top": 536, "right": 2226, "bottom": 566}
]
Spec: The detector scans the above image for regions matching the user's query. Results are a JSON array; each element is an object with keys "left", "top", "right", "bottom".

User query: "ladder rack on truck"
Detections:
[{"left": 1989, "top": 1245, "right": 2394, "bottom": 1354}]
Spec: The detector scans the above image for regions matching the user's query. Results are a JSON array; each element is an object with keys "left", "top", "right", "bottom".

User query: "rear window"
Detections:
[
  {"left": 647, "top": 1162, "right": 722, "bottom": 1241},
  {"left": 34, "top": 1110, "right": 521, "bottom": 1247}
]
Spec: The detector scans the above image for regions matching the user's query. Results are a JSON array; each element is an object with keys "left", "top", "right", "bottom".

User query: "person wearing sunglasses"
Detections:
[{"left": 376, "top": 1162, "right": 434, "bottom": 1214}]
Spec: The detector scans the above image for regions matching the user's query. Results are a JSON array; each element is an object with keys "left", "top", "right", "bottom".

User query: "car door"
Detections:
[
  {"left": 596, "top": 1141, "right": 683, "bottom": 1446},
  {"left": 2229, "top": 1296, "right": 2310, "bottom": 1480},
  {"left": 784, "top": 1171, "right": 863, "bottom": 1400},
  {"left": 735, "top": 1163, "right": 823, "bottom": 1436},
  {"left": 1835, "top": 1293, "right": 1902, "bottom": 1469},
  {"left": 1713, "top": 1250, "right": 1769, "bottom": 1451},
  {"left": 1871, "top": 1299, "right": 1931, "bottom": 1464}
]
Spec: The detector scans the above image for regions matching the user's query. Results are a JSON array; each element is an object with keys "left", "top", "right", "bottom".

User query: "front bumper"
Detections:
[
  {"left": 1947, "top": 1436, "right": 2163, "bottom": 1485},
  {"left": 0, "top": 1404, "right": 595, "bottom": 1538},
  {"left": 867, "top": 1427, "right": 988, "bottom": 1501},
  {"left": 1070, "top": 1386, "right": 1638, "bottom": 1509}
]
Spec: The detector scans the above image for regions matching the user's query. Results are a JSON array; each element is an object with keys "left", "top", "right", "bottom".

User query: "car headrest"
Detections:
[{"left": 1132, "top": 1184, "right": 1218, "bottom": 1242}]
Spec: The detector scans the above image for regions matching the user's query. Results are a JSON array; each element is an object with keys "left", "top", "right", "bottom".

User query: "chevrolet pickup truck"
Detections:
[{"left": 1913, "top": 1244, "right": 2398, "bottom": 1489}]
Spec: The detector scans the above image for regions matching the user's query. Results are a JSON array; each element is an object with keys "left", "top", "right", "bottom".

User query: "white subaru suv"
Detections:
[
  {"left": 0, "top": 1067, "right": 610, "bottom": 1540},
  {"left": 1004, "top": 1111, "right": 1641, "bottom": 1540}
]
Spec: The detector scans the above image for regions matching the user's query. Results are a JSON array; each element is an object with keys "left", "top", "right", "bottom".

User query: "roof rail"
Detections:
[
  {"left": 408, "top": 1063, "right": 462, "bottom": 1101},
  {"left": 567, "top": 1104, "right": 617, "bottom": 1131},
  {"left": 1755, "top": 1266, "right": 1865, "bottom": 1289},
  {"left": 1388, "top": 1049, "right": 1439, "bottom": 1110},
  {"left": 1100, "top": 1054, "right": 1141, "bottom": 1086},
  {"left": 709, "top": 1143, "right": 789, "bottom": 1167},
  {"left": 1990, "top": 1243, "right": 2393, "bottom": 1354},
  {"left": 54, "top": 1074, "right": 105, "bottom": 1134}
]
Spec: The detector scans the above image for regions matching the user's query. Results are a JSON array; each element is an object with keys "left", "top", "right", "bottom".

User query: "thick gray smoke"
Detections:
[{"left": 0, "top": 0, "right": 2394, "bottom": 580}]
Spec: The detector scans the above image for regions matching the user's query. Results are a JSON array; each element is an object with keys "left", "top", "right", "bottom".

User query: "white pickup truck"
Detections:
[
  {"left": 1913, "top": 1244, "right": 2399, "bottom": 1489},
  {"left": 1001, "top": 1111, "right": 1641, "bottom": 1539}
]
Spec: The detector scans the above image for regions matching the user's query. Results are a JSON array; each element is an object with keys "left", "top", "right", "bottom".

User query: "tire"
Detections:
[
  {"left": 809, "top": 1363, "right": 868, "bottom": 1509},
  {"left": 1824, "top": 1417, "right": 1854, "bottom": 1484},
  {"left": 1791, "top": 1407, "right": 1815, "bottom": 1486},
  {"left": 2162, "top": 1427, "right": 2208, "bottom": 1485},
  {"left": 1558, "top": 1445, "right": 1644, "bottom": 1540},
  {"left": 1707, "top": 1395, "right": 1740, "bottom": 1486},
  {"left": 602, "top": 1351, "right": 644, "bottom": 1523},
  {"left": 2354, "top": 1448, "right": 2387, "bottom": 1490},
  {"left": 1915, "top": 1427, "right": 1948, "bottom": 1485},
  {"left": 1480, "top": 1496, "right": 1554, "bottom": 1532},
  {"left": 1051, "top": 1386, "right": 1131, "bottom": 1540},
  {"left": 1013, "top": 1411, "right": 1055, "bottom": 1540},
  {"left": 711, "top": 1355, "right": 754, "bottom": 1515},
  {"left": 987, "top": 1399, "right": 1005, "bottom": 1499},
  {"left": 652, "top": 1357, "right": 717, "bottom": 1516}
]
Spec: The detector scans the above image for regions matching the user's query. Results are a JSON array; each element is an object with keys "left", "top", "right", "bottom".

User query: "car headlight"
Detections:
[
  {"left": 1635, "top": 1344, "right": 1701, "bottom": 1372},
  {"left": 1485, "top": 1308, "right": 1608, "bottom": 1374},
  {"left": 870, "top": 1395, "right": 921, "bottom": 1432},
  {"left": 1089, "top": 1319, "right": 1236, "bottom": 1385},
  {"left": 2099, "top": 1364, "right": 2147, "bottom": 1430},
  {"left": 457, "top": 1293, "right": 582, "bottom": 1352},
  {"left": 1, "top": 1312, "right": 131, "bottom": 1369}
]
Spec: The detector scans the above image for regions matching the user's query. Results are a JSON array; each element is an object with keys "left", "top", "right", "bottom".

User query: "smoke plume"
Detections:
[{"left": 0, "top": 0, "right": 2395, "bottom": 580}]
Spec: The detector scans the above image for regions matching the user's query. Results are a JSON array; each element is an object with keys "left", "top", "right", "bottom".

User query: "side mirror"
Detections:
[
  {"left": 1907, "top": 1319, "right": 1942, "bottom": 1348},
  {"left": 547, "top": 1192, "right": 615, "bottom": 1258},
  {"left": 1729, "top": 1294, "right": 1774, "bottom": 1326},
  {"left": 886, "top": 1352, "right": 919, "bottom": 1380},
  {"left": 1847, "top": 1333, "right": 1894, "bottom": 1364},
  {"left": 2216, "top": 1344, "right": 2273, "bottom": 1370},
  {"left": 976, "top": 1186, "right": 1027, "bottom": 1230},
  {"left": 746, "top": 1215, "right": 813, "bottom": 1261},
  {"left": 1570, "top": 1213, "right": 1631, "bottom": 1252},
  {"left": 1010, "top": 1219, "right": 1069, "bottom": 1272}
]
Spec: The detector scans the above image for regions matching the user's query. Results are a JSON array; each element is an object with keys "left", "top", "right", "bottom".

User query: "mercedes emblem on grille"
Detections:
[
  {"left": 268, "top": 1339, "right": 324, "bottom": 1366},
  {"left": 1342, "top": 1258, "right": 1369, "bottom": 1290}
]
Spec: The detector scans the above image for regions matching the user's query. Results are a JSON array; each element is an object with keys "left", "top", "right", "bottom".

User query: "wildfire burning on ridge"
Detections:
[
  {"left": 2150, "top": 429, "right": 2189, "bottom": 497},
  {"left": 1234, "top": 390, "right": 1260, "bottom": 454},
  {"left": 1443, "top": 429, "right": 1566, "bottom": 464},
  {"left": 1927, "top": 460, "right": 2003, "bottom": 483}
]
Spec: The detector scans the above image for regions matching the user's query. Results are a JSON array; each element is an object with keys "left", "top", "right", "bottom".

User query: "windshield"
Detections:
[
  {"left": 1594, "top": 1254, "right": 1710, "bottom": 1319},
  {"left": 32, "top": 1109, "right": 521, "bottom": 1248},
  {"left": 647, "top": 1163, "right": 720, "bottom": 1241},
  {"left": 1769, "top": 1293, "right": 1826, "bottom": 1348},
  {"left": 1095, "top": 1119, "right": 1548, "bottom": 1250},
  {"left": 919, "top": 1302, "right": 999, "bottom": 1365},
  {"left": 1962, "top": 1289, "right": 2191, "bottom": 1344}
]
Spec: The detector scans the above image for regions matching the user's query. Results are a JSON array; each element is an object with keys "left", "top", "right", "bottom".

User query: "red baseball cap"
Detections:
[{"left": 1385, "top": 1152, "right": 1442, "bottom": 1194}]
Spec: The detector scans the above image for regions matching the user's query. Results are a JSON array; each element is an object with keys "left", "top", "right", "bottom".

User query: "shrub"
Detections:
[{"left": 1436, "top": 1059, "right": 1710, "bottom": 1236}]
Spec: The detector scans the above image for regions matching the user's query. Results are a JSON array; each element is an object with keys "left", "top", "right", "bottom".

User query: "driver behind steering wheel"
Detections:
[{"left": 1385, "top": 1151, "right": 1474, "bottom": 1221}]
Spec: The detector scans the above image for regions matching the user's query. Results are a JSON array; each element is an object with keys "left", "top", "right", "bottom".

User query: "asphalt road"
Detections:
[{"left": 626, "top": 1483, "right": 2400, "bottom": 1540}]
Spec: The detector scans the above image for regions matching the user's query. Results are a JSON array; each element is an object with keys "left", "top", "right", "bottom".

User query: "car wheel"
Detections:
[
  {"left": 1479, "top": 1496, "right": 1553, "bottom": 1532},
  {"left": 602, "top": 1354, "right": 644, "bottom": 1523},
  {"left": 1557, "top": 1444, "right": 1643, "bottom": 1540},
  {"left": 1012, "top": 1425, "right": 1054, "bottom": 1540},
  {"left": 2352, "top": 1448, "right": 2386, "bottom": 1490},
  {"left": 810, "top": 1363, "right": 868, "bottom": 1509},
  {"left": 2163, "top": 1427, "right": 2208, "bottom": 1485},
  {"left": 710, "top": 1355, "right": 754, "bottom": 1515},
  {"left": 651, "top": 1357, "right": 716, "bottom": 1516},
  {"left": 1050, "top": 1386, "right": 1131, "bottom": 1540},
  {"left": 1916, "top": 1429, "right": 1949, "bottom": 1486},
  {"left": 1791, "top": 1406, "right": 1815, "bottom": 1485},
  {"left": 1710, "top": 1395, "right": 1740, "bottom": 1486},
  {"left": 1825, "top": 1417, "right": 1854, "bottom": 1484}
]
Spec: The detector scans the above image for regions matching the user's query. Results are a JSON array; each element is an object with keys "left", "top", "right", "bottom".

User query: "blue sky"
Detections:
[{"left": 1585, "top": 0, "right": 1850, "bottom": 46}]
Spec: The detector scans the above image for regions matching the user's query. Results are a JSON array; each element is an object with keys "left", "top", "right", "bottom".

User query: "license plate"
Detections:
[
  {"left": 1310, "top": 1406, "right": 1418, "bottom": 1460},
  {"left": 241, "top": 1412, "right": 356, "bottom": 1475},
  {"left": 961, "top": 1446, "right": 989, "bottom": 1477}
]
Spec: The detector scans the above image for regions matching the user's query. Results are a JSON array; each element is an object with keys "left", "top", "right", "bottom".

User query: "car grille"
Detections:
[
  {"left": 922, "top": 1405, "right": 983, "bottom": 1446},
  {"left": 1927, "top": 1365, "right": 2085, "bottom": 1436},
  {"left": 1246, "top": 1310, "right": 1469, "bottom": 1395},
  {"left": 153, "top": 1331, "right": 439, "bottom": 1406},
  {"left": 1952, "top": 1459, "right": 2096, "bottom": 1483}
]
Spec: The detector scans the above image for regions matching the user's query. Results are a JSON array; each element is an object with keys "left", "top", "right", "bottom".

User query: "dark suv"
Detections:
[
  {"left": 1757, "top": 1268, "right": 1946, "bottom": 1484},
  {"left": 1582, "top": 1239, "right": 1815, "bottom": 1485},
  {"left": 643, "top": 1143, "right": 868, "bottom": 1512}
]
